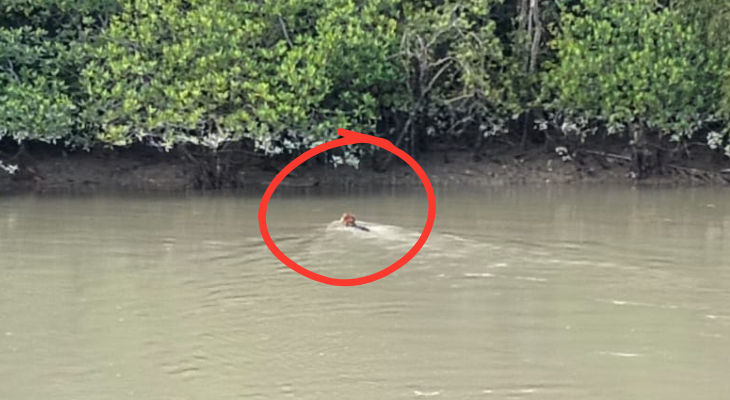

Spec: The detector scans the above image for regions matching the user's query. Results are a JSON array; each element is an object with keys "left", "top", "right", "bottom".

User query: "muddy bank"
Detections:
[{"left": 2, "top": 142, "right": 730, "bottom": 195}]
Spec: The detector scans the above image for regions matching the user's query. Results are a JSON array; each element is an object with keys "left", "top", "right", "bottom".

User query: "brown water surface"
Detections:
[{"left": 1, "top": 186, "right": 729, "bottom": 399}]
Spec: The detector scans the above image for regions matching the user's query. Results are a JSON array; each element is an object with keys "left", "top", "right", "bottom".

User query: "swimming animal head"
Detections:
[
  {"left": 340, "top": 212, "right": 370, "bottom": 232},
  {"left": 341, "top": 212, "right": 357, "bottom": 227}
]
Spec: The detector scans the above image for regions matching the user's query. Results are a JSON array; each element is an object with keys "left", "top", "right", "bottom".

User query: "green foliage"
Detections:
[
  {"left": 399, "top": 0, "right": 522, "bottom": 137},
  {"left": 672, "top": 0, "right": 730, "bottom": 155},
  {"left": 80, "top": 0, "right": 401, "bottom": 165},
  {"left": 2, "top": 0, "right": 730, "bottom": 173},
  {"left": 0, "top": 0, "right": 120, "bottom": 148},
  {"left": 544, "top": 0, "right": 723, "bottom": 144},
  {"left": 0, "top": 26, "right": 76, "bottom": 143}
]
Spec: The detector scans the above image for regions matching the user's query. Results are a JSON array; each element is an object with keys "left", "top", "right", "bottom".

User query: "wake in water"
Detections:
[
  {"left": 257, "top": 215, "right": 501, "bottom": 279},
  {"left": 322, "top": 218, "right": 492, "bottom": 262},
  {"left": 325, "top": 219, "right": 419, "bottom": 243}
]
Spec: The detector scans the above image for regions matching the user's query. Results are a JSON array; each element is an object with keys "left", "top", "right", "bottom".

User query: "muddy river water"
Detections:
[{"left": 1, "top": 186, "right": 729, "bottom": 399}]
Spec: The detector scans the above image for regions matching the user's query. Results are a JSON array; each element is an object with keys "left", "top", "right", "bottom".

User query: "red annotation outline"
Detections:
[{"left": 258, "top": 128, "right": 436, "bottom": 286}]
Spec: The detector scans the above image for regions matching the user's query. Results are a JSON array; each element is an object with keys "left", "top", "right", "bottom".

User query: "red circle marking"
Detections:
[{"left": 258, "top": 128, "right": 436, "bottom": 286}]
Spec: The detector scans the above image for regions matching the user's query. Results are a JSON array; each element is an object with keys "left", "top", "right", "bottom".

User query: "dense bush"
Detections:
[
  {"left": 79, "top": 0, "right": 402, "bottom": 167},
  {"left": 2, "top": 0, "right": 730, "bottom": 177},
  {"left": 672, "top": 0, "right": 730, "bottom": 155},
  {"left": 0, "top": 0, "right": 120, "bottom": 149},
  {"left": 543, "top": 0, "right": 725, "bottom": 152},
  {"left": 0, "top": 26, "right": 76, "bottom": 144},
  {"left": 398, "top": 0, "right": 522, "bottom": 141}
]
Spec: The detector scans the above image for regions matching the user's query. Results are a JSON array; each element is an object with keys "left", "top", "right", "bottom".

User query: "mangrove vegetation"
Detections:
[{"left": 2, "top": 0, "right": 730, "bottom": 186}]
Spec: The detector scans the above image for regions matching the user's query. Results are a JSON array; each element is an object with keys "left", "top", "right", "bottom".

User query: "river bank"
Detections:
[{"left": 2, "top": 141, "right": 730, "bottom": 195}]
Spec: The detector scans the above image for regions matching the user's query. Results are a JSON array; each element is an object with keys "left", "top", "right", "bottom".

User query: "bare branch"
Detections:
[
  {"left": 443, "top": 93, "right": 474, "bottom": 105},
  {"left": 5, "top": 60, "right": 20, "bottom": 82},
  {"left": 423, "top": 58, "right": 453, "bottom": 95},
  {"left": 446, "top": 115, "right": 475, "bottom": 136},
  {"left": 278, "top": 16, "right": 294, "bottom": 48},
  {"left": 528, "top": 0, "right": 543, "bottom": 73}
]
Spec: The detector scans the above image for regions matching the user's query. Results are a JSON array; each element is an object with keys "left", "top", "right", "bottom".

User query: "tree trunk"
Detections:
[
  {"left": 528, "top": 0, "right": 543, "bottom": 74},
  {"left": 473, "top": 112, "right": 484, "bottom": 161},
  {"left": 518, "top": 0, "right": 544, "bottom": 150},
  {"left": 629, "top": 122, "right": 659, "bottom": 180}
]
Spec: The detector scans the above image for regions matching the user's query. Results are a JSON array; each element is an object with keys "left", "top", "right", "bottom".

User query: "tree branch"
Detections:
[{"left": 278, "top": 16, "right": 294, "bottom": 48}]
